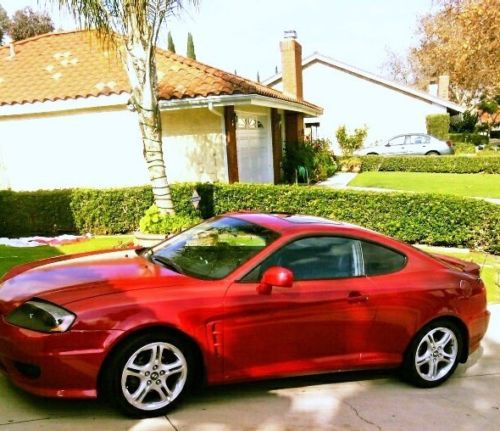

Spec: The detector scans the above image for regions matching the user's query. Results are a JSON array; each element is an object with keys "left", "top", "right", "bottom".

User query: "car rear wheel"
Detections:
[
  {"left": 103, "top": 333, "right": 195, "bottom": 417},
  {"left": 367, "top": 152, "right": 378, "bottom": 155},
  {"left": 403, "top": 320, "right": 463, "bottom": 388},
  {"left": 425, "top": 150, "right": 440, "bottom": 156}
]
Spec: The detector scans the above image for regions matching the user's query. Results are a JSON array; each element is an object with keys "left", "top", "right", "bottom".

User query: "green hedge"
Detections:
[
  {"left": 449, "top": 132, "right": 489, "bottom": 146},
  {"left": 426, "top": 114, "right": 450, "bottom": 141},
  {"left": 1, "top": 183, "right": 498, "bottom": 253},
  {"left": 354, "top": 155, "right": 500, "bottom": 174}
]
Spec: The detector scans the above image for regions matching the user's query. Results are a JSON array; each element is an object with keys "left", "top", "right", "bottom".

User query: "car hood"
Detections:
[{"left": 0, "top": 249, "right": 185, "bottom": 311}]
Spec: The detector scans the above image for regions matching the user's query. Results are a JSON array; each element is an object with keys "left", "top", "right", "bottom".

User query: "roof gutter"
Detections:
[{"left": 159, "top": 94, "right": 322, "bottom": 117}]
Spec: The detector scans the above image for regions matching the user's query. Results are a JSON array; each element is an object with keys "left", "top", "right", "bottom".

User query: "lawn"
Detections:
[
  {"left": 0, "top": 235, "right": 134, "bottom": 278},
  {"left": 416, "top": 246, "right": 499, "bottom": 304},
  {"left": 349, "top": 172, "right": 500, "bottom": 198}
]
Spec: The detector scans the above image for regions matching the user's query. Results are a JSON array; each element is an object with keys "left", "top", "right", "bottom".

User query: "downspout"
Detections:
[
  {"left": 208, "top": 102, "right": 229, "bottom": 182},
  {"left": 208, "top": 102, "right": 223, "bottom": 118}
]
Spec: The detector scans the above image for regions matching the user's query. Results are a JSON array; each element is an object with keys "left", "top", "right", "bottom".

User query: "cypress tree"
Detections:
[
  {"left": 257, "top": 71, "right": 260, "bottom": 82},
  {"left": 186, "top": 32, "right": 196, "bottom": 60},
  {"left": 167, "top": 31, "right": 176, "bottom": 53}
]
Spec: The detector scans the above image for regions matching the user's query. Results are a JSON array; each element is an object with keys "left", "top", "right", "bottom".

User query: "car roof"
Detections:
[{"left": 226, "top": 212, "right": 361, "bottom": 234}]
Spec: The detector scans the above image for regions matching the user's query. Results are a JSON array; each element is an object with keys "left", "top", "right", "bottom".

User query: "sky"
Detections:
[{"left": 1, "top": 0, "right": 435, "bottom": 81}]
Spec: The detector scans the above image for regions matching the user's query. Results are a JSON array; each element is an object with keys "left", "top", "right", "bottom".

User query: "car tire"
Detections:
[
  {"left": 102, "top": 332, "right": 196, "bottom": 417},
  {"left": 402, "top": 320, "right": 463, "bottom": 388},
  {"left": 367, "top": 152, "right": 378, "bottom": 155},
  {"left": 425, "top": 151, "right": 440, "bottom": 156}
]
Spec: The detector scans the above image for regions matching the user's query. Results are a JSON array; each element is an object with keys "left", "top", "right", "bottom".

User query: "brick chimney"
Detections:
[
  {"left": 280, "top": 30, "right": 303, "bottom": 101},
  {"left": 438, "top": 75, "right": 449, "bottom": 100}
]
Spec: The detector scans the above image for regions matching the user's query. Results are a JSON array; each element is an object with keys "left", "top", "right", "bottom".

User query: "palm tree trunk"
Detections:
[{"left": 124, "top": 16, "right": 175, "bottom": 215}]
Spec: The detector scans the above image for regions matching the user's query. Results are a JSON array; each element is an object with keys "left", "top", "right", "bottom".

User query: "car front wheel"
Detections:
[
  {"left": 104, "top": 333, "right": 195, "bottom": 417},
  {"left": 403, "top": 321, "right": 463, "bottom": 388}
]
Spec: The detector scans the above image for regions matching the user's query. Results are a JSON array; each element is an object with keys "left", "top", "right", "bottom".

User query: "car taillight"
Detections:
[{"left": 446, "top": 140, "right": 453, "bottom": 147}]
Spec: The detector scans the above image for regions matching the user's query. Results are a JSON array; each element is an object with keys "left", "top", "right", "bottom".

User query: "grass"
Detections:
[
  {"left": 349, "top": 172, "right": 500, "bottom": 198},
  {"left": 417, "top": 246, "right": 499, "bottom": 304},
  {"left": 0, "top": 236, "right": 134, "bottom": 278}
]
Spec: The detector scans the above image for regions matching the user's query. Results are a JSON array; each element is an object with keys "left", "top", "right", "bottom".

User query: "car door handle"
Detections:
[{"left": 347, "top": 291, "right": 369, "bottom": 303}]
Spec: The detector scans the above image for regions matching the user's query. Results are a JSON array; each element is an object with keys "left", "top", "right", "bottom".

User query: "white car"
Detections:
[{"left": 357, "top": 133, "right": 454, "bottom": 156}]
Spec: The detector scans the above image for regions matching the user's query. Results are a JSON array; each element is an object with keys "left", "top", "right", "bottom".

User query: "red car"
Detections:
[{"left": 0, "top": 213, "right": 490, "bottom": 417}]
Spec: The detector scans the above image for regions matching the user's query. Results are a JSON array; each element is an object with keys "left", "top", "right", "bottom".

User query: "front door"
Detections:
[{"left": 221, "top": 236, "right": 376, "bottom": 381}]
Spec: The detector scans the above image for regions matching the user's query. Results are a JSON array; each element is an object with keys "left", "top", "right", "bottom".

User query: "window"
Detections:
[
  {"left": 237, "top": 116, "right": 265, "bottom": 129},
  {"left": 409, "top": 135, "right": 430, "bottom": 145},
  {"left": 360, "top": 241, "right": 406, "bottom": 275},
  {"left": 388, "top": 136, "right": 405, "bottom": 146},
  {"left": 243, "top": 236, "right": 363, "bottom": 281},
  {"left": 150, "top": 217, "right": 279, "bottom": 280}
]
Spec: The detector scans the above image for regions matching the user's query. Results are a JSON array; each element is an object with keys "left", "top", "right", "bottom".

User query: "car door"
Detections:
[
  {"left": 384, "top": 135, "right": 406, "bottom": 155},
  {"left": 407, "top": 134, "right": 428, "bottom": 155},
  {"left": 221, "top": 236, "right": 376, "bottom": 382}
]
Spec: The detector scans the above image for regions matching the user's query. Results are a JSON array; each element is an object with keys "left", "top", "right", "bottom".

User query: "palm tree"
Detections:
[{"left": 54, "top": 1, "right": 198, "bottom": 214}]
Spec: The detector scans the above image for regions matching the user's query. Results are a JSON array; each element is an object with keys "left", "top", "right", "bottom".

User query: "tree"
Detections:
[
  {"left": 382, "top": 1, "right": 499, "bottom": 107},
  {"left": 9, "top": 7, "right": 54, "bottom": 42},
  {"left": 167, "top": 30, "right": 175, "bottom": 52},
  {"left": 335, "top": 125, "right": 368, "bottom": 156},
  {"left": 186, "top": 31, "right": 195, "bottom": 59},
  {"left": 54, "top": 0, "right": 198, "bottom": 215},
  {"left": 0, "top": 4, "right": 10, "bottom": 45},
  {"left": 411, "top": 0, "right": 499, "bottom": 106}
]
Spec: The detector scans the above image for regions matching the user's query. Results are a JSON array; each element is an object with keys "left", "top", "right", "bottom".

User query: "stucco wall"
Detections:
[
  {"left": 0, "top": 107, "right": 149, "bottom": 190},
  {"left": 161, "top": 108, "right": 227, "bottom": 183},
  {"left": 0, "top": 105, "right": 227, "bottom": 191},
  {"left": 272, "top": 63, "right": 446, "bottom": 151}
]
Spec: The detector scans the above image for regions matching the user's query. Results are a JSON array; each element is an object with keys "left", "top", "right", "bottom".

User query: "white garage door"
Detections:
[{"left": 236, "top": 114, "right": 274, "bottom": 183}]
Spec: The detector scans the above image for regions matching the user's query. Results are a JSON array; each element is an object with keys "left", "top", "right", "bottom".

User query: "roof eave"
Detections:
[{"left": 158, "top": 94, "right": 322, "bottom": 117}]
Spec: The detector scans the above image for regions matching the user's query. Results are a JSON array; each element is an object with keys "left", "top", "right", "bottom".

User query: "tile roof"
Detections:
[{"left": 0, "top": 30, "right": 320, "bottom": 113}]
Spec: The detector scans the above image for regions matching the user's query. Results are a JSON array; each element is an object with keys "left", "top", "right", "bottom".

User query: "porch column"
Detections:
[
  {"left": 271, "top": 108, "right": 282, "bottom": 184},
  {"left": 224, "top": 105, "right": 239, "bottom": 183}
]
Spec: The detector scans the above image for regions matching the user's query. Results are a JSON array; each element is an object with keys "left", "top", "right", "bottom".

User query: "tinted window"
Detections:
[
  {"left": 361, "top": 241, "right": 406, "bottom": 275},
  {"left": 243, "top": 236, "right": 362, "bottom": 281},
  {"left": 151, "top": 217, "right": 279, "bottom": 280}
]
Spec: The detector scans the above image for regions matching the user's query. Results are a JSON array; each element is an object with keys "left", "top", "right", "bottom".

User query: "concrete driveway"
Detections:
[{"left": 1, "top": 306, "right": 499, "bottom": 431}]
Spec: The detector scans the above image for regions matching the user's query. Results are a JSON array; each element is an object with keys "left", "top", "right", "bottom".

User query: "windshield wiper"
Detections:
[{"left": 151, "top": 255, "right": 184, "bottom": 274}]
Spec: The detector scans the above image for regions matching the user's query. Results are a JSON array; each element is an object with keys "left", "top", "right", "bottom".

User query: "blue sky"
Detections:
[{"left": 1, "top": 0, "right": 434, "bottom": 80}]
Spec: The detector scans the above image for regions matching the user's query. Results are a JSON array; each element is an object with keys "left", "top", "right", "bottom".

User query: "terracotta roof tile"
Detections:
[{"left": 0, "top": 30, "right": 321, "bottom": 113}]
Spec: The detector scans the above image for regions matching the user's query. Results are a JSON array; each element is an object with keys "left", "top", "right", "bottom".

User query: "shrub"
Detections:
[
  {"left": 336, "top": 125, "right": 368, "bottom": 156},
  {"left": 1, "top": 183, "right": 498, "bottom": 253},
  {"left": 351, "top": 155, "right": 500, "bottom": 174},
  {"left": 283, "top": 139, "right": 336, "bottom": 183},
  {"left": 453, "top": 142, "right": 476, "bottom": 154},
  {"left": 139, "top": 205, "right": 202, "bottom": 234},
  {"left": 450, "top": 111, "right": 478, "bottom": 133},
  {"left": 449, "top": 132, "right": 488, "bottom": 146},
  {"left": 339, "top": 157, "right": 362, "bottom": 172},
  {"left": 426, "top": 114, "right": 450, "bottom": 141}
]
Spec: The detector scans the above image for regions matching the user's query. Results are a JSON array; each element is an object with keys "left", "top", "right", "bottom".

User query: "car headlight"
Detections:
[{"left": 6, "top": 299, "right": 75, "bottom": 333}]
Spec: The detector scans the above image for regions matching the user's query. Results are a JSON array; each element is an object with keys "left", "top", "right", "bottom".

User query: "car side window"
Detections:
[
  {"left": 360, "top": 240, "right": 406, "bottom": 275},
  {"left": 242, "top": 236, "right": 363, "bottom": 282},
  {"left": 388, "top": 136, "right": 405, "bottom": 146}
]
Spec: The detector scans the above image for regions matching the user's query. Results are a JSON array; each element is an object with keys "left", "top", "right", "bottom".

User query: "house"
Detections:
[
  {"left": 264, "top": 49, "right": 464, "bottom": 150},
  {"left": 0, "top": 31, "right": 321, "bottom": 191}
]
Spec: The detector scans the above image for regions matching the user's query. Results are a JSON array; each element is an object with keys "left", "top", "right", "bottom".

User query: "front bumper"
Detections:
[{"left": 0, "top": 316, "right": 122, "bottom": 398}]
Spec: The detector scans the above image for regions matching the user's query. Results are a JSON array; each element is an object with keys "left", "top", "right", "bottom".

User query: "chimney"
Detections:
[
  {"left": 438, "top": 75, "right": 449, "bottom": 100},
  {"left": 9, "top": 42, "right": 15, "bottom": 58},
  {"left": 280, "top": 30, "right": 303, "bottom": 101}
]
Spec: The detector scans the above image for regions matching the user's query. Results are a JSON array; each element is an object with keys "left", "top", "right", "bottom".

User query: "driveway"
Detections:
[{"left": 1, "top": 305, "right": 499, "bottom": 431}]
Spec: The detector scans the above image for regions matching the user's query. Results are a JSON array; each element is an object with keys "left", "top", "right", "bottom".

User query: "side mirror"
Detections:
[{"left": 257, "top": 266, "right": 294, "bottom": 295}]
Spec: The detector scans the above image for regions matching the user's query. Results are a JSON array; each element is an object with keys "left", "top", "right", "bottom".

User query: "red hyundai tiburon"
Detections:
[{"left": 0, "top": 213, "right": 490, "bottom": 416}]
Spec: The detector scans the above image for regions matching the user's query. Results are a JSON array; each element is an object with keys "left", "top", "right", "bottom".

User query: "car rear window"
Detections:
[{"left": 361, "top": 241, "right": 407, "bottom": 275}]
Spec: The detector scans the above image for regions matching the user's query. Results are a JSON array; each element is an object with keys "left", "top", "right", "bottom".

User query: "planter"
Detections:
[{"left": 134, "top": 231, "right": 168, "bottom": 248}]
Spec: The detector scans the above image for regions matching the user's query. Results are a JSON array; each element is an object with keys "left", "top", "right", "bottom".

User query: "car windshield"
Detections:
[{"left": 148, "top": 216, "right": 279, "bottom": 280}]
